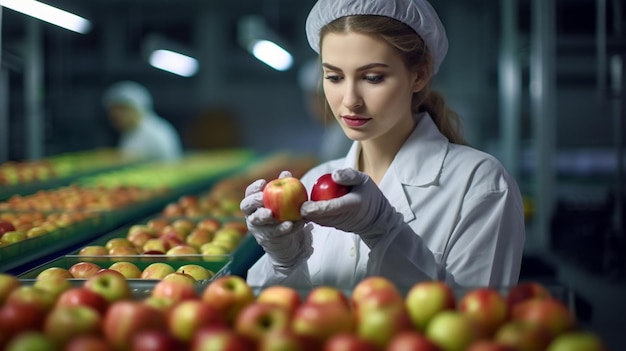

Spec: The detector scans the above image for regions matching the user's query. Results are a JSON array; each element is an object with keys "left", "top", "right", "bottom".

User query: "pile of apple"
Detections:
[
  {"left": 77, "top": 151, "right": 255, "bottom": 191},
  {"left": 0, "top": 272, "right": 607, "bottom": 351},
  {"left": 75, "top": 217, "right": 248, "bottom": 259},
  {"left": 0, "top": 211, "right": 98, "bottom": 247},
  {"left": 0, "top": 184, "right": 166, "bottom": 212},
  {"left": 0, "top": 148, "right": 135, "bottom": 186},
  {"left": 0, "top": 160, "right": 56, "bottom": 186},
  {"left": 35, "top": 261, "right": 216, "bottom": 281}
]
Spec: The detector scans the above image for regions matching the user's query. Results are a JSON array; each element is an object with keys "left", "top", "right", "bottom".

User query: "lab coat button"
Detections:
[{"left": 349, "top": 247, "right": 356, "bottom": 257}]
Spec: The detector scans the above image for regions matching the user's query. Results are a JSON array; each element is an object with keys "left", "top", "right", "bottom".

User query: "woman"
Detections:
[
  {"left": 103, "top": 81, "right": 183, "bottom": 162},
  {"left": 241, "top": 0, "right": 525, "bottom": 289}
]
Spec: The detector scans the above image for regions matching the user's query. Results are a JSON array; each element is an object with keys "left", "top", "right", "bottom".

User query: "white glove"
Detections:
[
  {"left": 301, "top": 168, "right": 405, "bottom": 248},
  {"left": 240, "top": 171, "right": 313, "bottom": 271}
]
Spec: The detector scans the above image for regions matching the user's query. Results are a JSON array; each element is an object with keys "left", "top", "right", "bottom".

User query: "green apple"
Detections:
[
  {"left": 84, "top": 269, "right": 132, "bottom": 303},
  {"left": 4, "top": 331, "right": 56, "bottom": 351},
  {"left": 176, "top": 264, "right": 214, "bottom": 281},
  {"left": 547, "top": 331, "right": 607, "bottom": 351},
  {"left": 43, "top": 305, "right": 102, "bottom": 346},
  {"left": 405, "top": 280, "right": 456, "bottom": 331},
  {"left": 426, "top": 311, "right": 480, "bottom": 351}
]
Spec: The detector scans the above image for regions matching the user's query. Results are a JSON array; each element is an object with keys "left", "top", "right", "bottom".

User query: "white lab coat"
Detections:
[
  {"left": 247, "top": 112, "right": 525, "bottom": 290},
  {"left": 119, "top": 113, "right": 182, "bottom": 162}
]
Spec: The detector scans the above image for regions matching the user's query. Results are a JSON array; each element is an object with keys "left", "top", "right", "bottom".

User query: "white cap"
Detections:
[
  {"left": 305, "top": 0, "right": 448, "bottom": 74},
  {"left": 102, "top": 81, "right": 153, "bottom": 113}
]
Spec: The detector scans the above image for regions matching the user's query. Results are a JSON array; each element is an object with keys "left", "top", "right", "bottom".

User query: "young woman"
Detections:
[{"left": 241, "top": 0, "right": 525, "bottom": 289}]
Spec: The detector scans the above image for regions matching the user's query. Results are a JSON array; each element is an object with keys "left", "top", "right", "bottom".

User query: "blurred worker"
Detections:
[
  {"left": 102, "top": 81, "right": 183, "bottom": 162},
  {"left": 298, "top": 58, "right": 353, "bottom": 162}
]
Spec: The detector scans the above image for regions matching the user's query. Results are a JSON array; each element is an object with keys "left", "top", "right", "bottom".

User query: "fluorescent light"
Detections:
[
  {"left": 149, "top": 49, "right": 199, "bottom": 77},
  {"left": 0, "top": 0, "right": 91, "bottom": 34},
  {"left": 251, "top": 40, "right": 293, "bottom": 71}
]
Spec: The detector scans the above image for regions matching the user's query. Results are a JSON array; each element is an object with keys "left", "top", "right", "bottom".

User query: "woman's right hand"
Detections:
[{"left": 240, "top": 171, "right": 313, "bottom": 270}]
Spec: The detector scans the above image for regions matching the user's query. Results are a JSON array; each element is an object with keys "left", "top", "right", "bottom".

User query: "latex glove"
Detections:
[
  {"left": 301, "top": 168, "right": 403, "bottom": 247},
  {"left": 240, "top": 171, "right": 313, "bottom": 271}
]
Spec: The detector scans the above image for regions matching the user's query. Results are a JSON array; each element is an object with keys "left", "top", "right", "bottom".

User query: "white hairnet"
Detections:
[
  {"left": 305, "top": 0, "right": 448, "bottom": 74},
  {"left": 102, "top": 81, "right": 154, "bottom": 113}
]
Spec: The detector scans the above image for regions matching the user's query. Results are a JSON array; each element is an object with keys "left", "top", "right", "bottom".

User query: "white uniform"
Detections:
[
  {"left": 248, "top": 113, "right": 525, "bottom": 289},
  {"left": 118, "top": 114, "right": 182, "bottom": 162}
]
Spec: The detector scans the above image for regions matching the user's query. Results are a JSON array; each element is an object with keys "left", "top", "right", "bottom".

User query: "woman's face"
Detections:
[{"left": 321, "top": 31, "right": 420, "bottom": 143}]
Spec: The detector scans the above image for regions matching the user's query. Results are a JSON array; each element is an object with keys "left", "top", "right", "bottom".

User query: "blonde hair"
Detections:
[{"left": 320, "top": 15, "right": 466, "bottom": 145}]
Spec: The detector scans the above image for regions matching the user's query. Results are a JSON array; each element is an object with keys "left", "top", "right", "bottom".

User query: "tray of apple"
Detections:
[
  {"left": 0, "top": 211, "right": 104, "bottom": 273},
  {"left": 16, "top": 254, "right": 232, "bottom": 287},
  {"left": 71, "top": 216, "right": 250, "bottom": 259},
  {"left": 0, "top": 273, "right": 607, "bottom": 351}
]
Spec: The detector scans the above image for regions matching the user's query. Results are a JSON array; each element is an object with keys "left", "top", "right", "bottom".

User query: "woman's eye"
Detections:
[
  {"left": 365, "top": 75, "right": 384, "bottom": 83},
  {"left": 324, "top": 75, "right": 342, "bottom": 82}
]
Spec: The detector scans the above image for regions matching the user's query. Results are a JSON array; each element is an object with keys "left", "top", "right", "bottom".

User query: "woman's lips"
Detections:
[{"left": 342, "top": 115, "right": 371, "bottom": 127}]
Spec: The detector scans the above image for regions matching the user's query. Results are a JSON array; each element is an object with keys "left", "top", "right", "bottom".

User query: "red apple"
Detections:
[
  {"left": 511, "top": 298, "right": 576, "bottom": 337},
  {"left": 310, "top": 173, "right": 351, "bottom": 201},
  {"left": 292, "top": 302, "right": 355, "bottom": 342},
  {"left": 305, "top": 286, "right": 351, "bottom": 310},
  {"left": 323, "top": 333, "right": 379, "bottom": 351},
  {"left": 425, "top": 311, "right": 480, "bottom": 351},
  {"left": 84, "top": 269, "right": 132, "bottom": 303},
  {"left": 546, "top": 330, "right": 607, "bottom": 351},
  {"left": 56, "top": 287, "right": 109, "bottom": 315},
  {"left": 172, "top": 218, "right": 196, "bottom": 236},
  {"left": 151, "top": 277, "right": 198, "bottom": 304},
  {"left": 6, "top": 285, "right": 55, "bottom": 312},
  {"left": 186, "top": 228, "right": 215, "bottom": 249},
  {"left": 405, "top": 280, "right": 456, "bottom": 331},
  {"left": 263, "top": 176, "right": 308, "bottom": 222},
  {"left": 201, "top": 275, "right": 255, "bottom": 325},
  {"left": 103, "top": 301, "right": 168, "bottom": 350},
  {"left": 127, "top": 230, "right": 156, "bottom": 249},
  {"left": 466, "top": 340, "right": 518, "bottom": 351},
  {"left": 459, "top": 287, "right": 509, "bottom": 337},
  {"left": 0, "top": 220, "right": 16, "bottom": 236},
  {"left": 131, "top": 330, "right": 185, "bottom": 351},
  {"left": 168, "top": 299, "right": 227, "bottom": 342},
  {"left": 351, "top": 276, "right": 403, "bottom": 311},
  {"left": 506, "top": 282, "right": 552, "bottom": 314},
  {"left": 43, "top": 305, "right": 102, "bottom": 346},
  {"left": 0, "top": 302, "right": 47, "bottom": 339},
  {"left": 494, "top": 320, "right": 553, "bottom": 351},
  {"left": 386, "top": 331, "right": 442, "bottom": 351},
  {"left": 196, "top": 218, "right": 221, "bottom": 232},
  {"left": 69, "top": 261, "right": 103, "bottom": 279},
  {"left": 64, "top": 335, "right": 115, "bottom": 351},
  {"left": 0, "top": 273, "right": 20, "bottom": 305},
  {"left": 146, "top": 218, "right": 171, "bottom": 233},
  {"left": 235, "top": 301, "right": 292, "bottom": 343},
  {"left": 258, "top": 330, "right": 321, "bottom": 351},
  {"left": 257, "top": 285, "right": 303, "bottom": 316},
  {"left": 190, "top": 325, "right": 255, "bottom": 351}
]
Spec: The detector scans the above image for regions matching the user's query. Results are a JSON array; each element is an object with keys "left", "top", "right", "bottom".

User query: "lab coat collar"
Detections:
[{"left": 341, "top": 112, "right": 449, "bottom": 187}]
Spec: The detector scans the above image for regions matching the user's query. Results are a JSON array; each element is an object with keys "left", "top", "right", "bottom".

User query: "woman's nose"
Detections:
[{"left": 342, "top": 82, "right": 363, "bottom": 110}]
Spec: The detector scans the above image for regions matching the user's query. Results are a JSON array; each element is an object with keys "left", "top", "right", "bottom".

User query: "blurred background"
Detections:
[{"left": 1, "top": 0, "right": 625, "bottom": 347}]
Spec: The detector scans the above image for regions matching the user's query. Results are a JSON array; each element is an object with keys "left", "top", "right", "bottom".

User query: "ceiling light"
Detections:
[
  {"left": 0, "top": 0, "right": 91, "bottom": 34},
  {"left": 238, "top": 15, "right": 293, "bottom": 72},
  {"left": 149, "top": 49, "right": 199, "bottom": 77}
]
